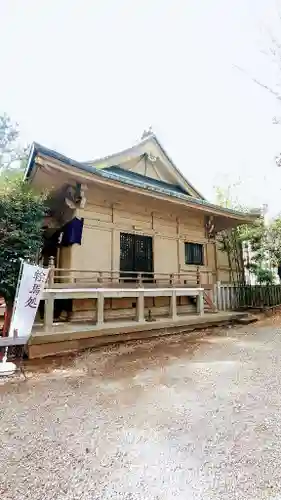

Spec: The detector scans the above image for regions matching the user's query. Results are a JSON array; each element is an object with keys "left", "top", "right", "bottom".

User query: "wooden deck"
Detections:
[
  {"left": 42, "top": 286, "right": 206, "bottom": 327},
  {"left": 29, "top": 272, "right": 228, "bottom": 358},
  {"left": 29, "top": 311, "right": 246, "bottom": 358}
]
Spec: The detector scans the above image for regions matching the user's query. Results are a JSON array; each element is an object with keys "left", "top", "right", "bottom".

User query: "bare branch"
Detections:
[{"left": 233, "top": 64, "right": 281, "bottom": 100}]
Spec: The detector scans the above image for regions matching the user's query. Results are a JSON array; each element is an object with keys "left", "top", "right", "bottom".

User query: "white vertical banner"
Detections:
[{"left": 9, "top": 262, "right": 49, "bottom": 339}]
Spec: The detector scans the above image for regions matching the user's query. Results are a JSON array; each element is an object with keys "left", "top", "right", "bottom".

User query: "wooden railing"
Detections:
[
  {"left": 215, "top": 283, "right": 281, "bottom": 311},
  {"left": 47, "top": 266, "right": 215, "bottom": 289}
]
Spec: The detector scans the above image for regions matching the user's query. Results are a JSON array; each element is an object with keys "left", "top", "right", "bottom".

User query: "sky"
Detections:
[{"left": 1, "top": 0, "right": 281, "bottom": 215}]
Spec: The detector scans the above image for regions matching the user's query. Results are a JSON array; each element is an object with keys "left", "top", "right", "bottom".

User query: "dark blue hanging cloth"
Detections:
[{"left": 61, "top": 217, "right": 84, "bottom": 246}]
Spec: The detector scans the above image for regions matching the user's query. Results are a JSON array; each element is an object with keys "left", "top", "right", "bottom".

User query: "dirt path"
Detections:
[{"left": 1, "top": 318, "right": 281, "bottom": 499}]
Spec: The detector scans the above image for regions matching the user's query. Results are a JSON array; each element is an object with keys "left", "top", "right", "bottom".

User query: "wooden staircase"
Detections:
[
  {"left": 187, "top": 289, "right": 217, "bottom": 313},
  {"left": 203, "top": 290, "right": 217, "bottom": 312}
]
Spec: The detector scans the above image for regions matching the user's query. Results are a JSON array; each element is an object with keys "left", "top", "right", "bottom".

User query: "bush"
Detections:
[{"left": 0, "top": 178, "right": 46, "bottom": 305}]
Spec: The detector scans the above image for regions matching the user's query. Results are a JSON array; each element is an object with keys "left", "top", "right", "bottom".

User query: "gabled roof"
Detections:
[
  {"left": 87, "top": 133, "right": 206, "bottom": 200},
  {"left": 25, "top": 142, "right": 259, "bottom": 223},
  {"left": 107, "top": 166, "right": 187, "bottom": 197}
]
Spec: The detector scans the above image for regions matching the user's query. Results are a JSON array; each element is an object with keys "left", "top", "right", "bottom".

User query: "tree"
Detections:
[
  {"left": 247, "top": 264, "right": 275, "bottom": 285},
  {"left": 215, "top": 184, "right": 253, "bottom": 283},
  {"left": 215, "top": 183, "right": 281, "bottom": 284},
  {"left": 217, "top": 227, "right": 245, "bottom": 283},
  {"left": 243, "top": 215, "right": 281, "bottom": 284},
  {"left": 235, "top": 5, "right": 281, "bottom": 166},
  {"left": 266, "top": 217, "right": 281, "bottom": 265},
  {"left": 0, "top": 113, "right": 28, "bottom": 174},
  {"left": 0, "top": 178, "right": 46, "bottom": 333},
  {"left": 215, "top": 184, "right": 267, "bottom": 284}
]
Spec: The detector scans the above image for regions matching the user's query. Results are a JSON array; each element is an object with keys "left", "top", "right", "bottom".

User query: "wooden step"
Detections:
[{"left": 203, "top": 291, "right": 217, "bottom": 312}]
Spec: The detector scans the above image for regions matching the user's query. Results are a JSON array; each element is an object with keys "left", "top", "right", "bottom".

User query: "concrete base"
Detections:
[{"left": 28, "top": 311, "right": 247, "bottom": 359}]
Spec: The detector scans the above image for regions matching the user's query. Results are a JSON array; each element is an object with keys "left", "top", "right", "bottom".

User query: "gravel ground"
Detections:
[{"left": 1, "top": 318, "right": 281, "bottom": 499}]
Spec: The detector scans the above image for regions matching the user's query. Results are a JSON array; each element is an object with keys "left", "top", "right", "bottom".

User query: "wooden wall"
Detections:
[
  {"left": 65, "top": 186, "right": 216, "bottom": 281},
  {"left": 58, "top": 185, "right": 243, "bottom": 285}
]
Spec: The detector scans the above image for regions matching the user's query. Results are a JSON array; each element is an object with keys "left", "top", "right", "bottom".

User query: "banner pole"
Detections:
[
  {"left": 1, "top": 262, "right": 49, "bottom": 374},
  {"left": 1, "top": 259, "right": 24, "bottom": 365},
  {"left": 8, "top": 258, "right": 24, "bottom": 338}
]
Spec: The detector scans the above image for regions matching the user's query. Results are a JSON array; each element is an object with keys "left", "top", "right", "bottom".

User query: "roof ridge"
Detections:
[
  {"left": 107, "top": 165, "right": 188, "bottom": 195},
  {"left": 84, "top": 134, "right": 154, "bottom": 165},
  {"left": 86, "top": 132, "right": 205, "bottom": 200},
  {"left": 25, "top": 142, "right": 259, "bottom": 220}
]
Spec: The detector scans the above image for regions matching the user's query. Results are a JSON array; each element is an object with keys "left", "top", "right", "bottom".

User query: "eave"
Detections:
[{"left": 25, "top": 143, "right": 259, "bottom": 229}]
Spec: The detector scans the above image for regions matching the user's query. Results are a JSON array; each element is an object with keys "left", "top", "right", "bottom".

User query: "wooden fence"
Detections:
[{"left": 215, "top": 283, "right": 281, "bottom": 311}]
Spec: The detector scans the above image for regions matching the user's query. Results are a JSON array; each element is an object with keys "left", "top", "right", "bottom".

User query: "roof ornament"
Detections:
[
  {"left": 141, "top": 128, "right": 158, "bottom": 164},
  {"left": 64, "top": 183, "right": 87, "bottom": 209},
  {"left": 147, "top": 153, "right": 157, "bottom": 163},
  {"left": 205, "top": 216, "right": 215, "bottom": 239},
  {"left": 141, "top": 126, "right": 153, "bottom": 140}
]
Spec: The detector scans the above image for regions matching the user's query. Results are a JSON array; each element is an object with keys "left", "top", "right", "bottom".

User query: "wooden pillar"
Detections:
[
  {"left": 137, "top": 273, "right": 143, "bottom": 288},
  {"left": 197, "top": 290, "right": 204, "bottom": 316},
  {"left": 216, "top": 281, "right": 222, "bottom": 311},
  {"left": 170, "top": 290, "right": 177, "bottom": 320},
  {"left": 111, "top": 205, "right": 115, "bottom": 275},
  {"left": 213, "top": 283, "right": 218, "bottom": 310},
  {"left": 44, "top": 295, "right": 54, "bottom": 329},
  {"left": 44, "top": 257, "right": 55, "bottom": 329},
  {"left": 176, "top": 217, "right": 180, "bottom": 274},
  {"left": 97, "top": 292, "right": 104, "bottom": 325},
  {"left": 48, "top": 256, "right": 55, "bottom": 286},
  {"left": 136, "top": 291, "right": 145, "bottom": 322},
  {"left": 196, "top": 266, "right": 201, "bottom": 286},
  {"left": 111, "top": 229, "right": 115, "bottom": 274},
  {"left": 214, "top": 240, "right": 219, "bottom": 282}
]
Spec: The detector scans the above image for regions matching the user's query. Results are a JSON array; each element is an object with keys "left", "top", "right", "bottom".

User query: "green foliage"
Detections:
[
  {"left": 215, "top": 185, "right": 250, "bottom": 283},
  {"left": 0, "top": 113, "right": 28, "bottom": 174},
  {"left": 267, "top": 217, "right": 281, "bottom": 266},
  {"left": 247, "top": 263, "right": 275, "bottom": 285},
  {"left": 239, "top": 218, "right": 265, "bottom": 248},
  {"left": 217, "top": 228, "right": 245, "bottom": 283},
  {"left": 239, "top": 218, "right": 267, "bottom": 264},
  {"left": 215, "top": 184, "right": 281, "bottom": 283},
  {"left": 0, "top": 179, "right": 46, "bottom": 304},
  {"left": 0, "top": 169, "right": 24, "bottom": 187},
  {"left": 215, "top": 183, "right": 249, "bottom": 213},
  {"left": 215, "top": 184, "right": 267, "bottom": 284},
  {"left": 242, "top": 215, "right": 281, "bottom": 269}
]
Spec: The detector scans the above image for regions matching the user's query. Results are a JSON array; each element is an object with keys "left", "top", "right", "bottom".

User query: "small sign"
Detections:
[{"left": 9, "top": 263, "right": 49, "bottom": 339}]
